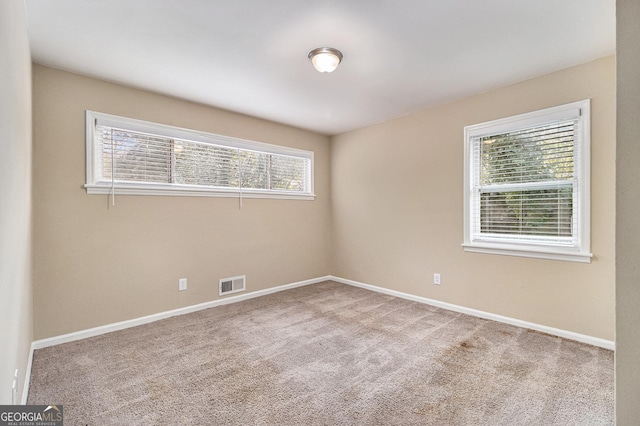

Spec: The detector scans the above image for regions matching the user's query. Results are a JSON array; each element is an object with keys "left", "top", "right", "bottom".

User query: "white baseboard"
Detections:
[
  {"left": 23, "top": 273, "right": 613, "bottom": 402},
  {"left": 21, "top": 342, "right": 34, "bottom": 404},
  {"left": 31, "top": 275, "right": 331, "bottom": 351},
  {"left": 330, "top": 275, "right": 615, "bottom": 350},
  {"left": 23, "top": 275, "right": 330, "bottom": 401}
]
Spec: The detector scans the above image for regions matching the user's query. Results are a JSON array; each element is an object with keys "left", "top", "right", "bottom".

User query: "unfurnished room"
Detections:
[{"left": 3, "top": 0, "right": 640, "bottom": 425}]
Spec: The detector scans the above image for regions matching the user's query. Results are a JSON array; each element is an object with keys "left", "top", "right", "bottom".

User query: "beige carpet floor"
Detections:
[{"left": 28, "top": 281, "right": 613, "bottom": 425}]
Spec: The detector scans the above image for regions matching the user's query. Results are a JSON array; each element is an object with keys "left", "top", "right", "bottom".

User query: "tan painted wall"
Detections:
[
  {"left": 32, "top": 65, "right": 331, "bottom": 340},
  {"left": 33, "top": 56, "right": 615, "bottom": 343},
  {"left": 0, "top": 1, "right": 33, "bottom": 404},
  {"left": 332, "top": 56, "right": 615, "bottom": 341},
  {"left": 616, "top": 0, "right": 640, "bottom": 422}
]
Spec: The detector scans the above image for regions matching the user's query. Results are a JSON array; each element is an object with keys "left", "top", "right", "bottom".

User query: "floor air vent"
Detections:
[{"left": 219, "top": 275, "right": 246, "bottom": 296}]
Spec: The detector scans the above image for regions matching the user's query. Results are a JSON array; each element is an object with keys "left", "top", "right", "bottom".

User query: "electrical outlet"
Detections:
[
  {"left": 178, "top": 278, "right": 187, "bottom": 291},
  {"left": 12, "top": 369, "right": 18, "bottom": 405},
  {"left": 434, "top": 273, "right": 441, "bottom": 285}
]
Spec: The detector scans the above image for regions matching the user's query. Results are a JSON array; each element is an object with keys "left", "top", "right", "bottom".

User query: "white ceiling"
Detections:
[{"left": 24, "top": 0, "right": 615, "bottom": 135}]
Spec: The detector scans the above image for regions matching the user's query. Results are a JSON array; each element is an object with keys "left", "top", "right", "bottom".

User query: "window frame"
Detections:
[
  {"left": 85, "top": 111, "right": 315, "bottom": 200},
  {"left": 463, "top": 100, "right": 592, "bottom": 263}
]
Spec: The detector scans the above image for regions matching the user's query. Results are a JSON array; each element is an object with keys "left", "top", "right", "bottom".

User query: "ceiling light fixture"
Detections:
[{"left": 308, "top": 47, "right": 343, "bottom": 73}]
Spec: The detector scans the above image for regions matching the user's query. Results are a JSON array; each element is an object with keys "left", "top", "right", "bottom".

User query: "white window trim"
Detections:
[
  {"left": 85, "top": 110, "right": 315, "bottom": 200},
  {"left": 462, "top": 100, "right": 592, "bottom": 263}
]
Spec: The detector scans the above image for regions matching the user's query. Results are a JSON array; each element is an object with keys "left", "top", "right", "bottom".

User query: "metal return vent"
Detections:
[{"left": 219, "top": 275, "right": 246, "bottom": 296}]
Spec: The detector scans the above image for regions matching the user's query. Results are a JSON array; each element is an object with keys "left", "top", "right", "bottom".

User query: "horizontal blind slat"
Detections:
[{"left": 476, "top": 119, "right": 576, "bottom": 239}]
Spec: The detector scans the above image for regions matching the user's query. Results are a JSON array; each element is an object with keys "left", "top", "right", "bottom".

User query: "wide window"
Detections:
[
  {"left": 463, "top": 100, "right": 591, "bottom": 262},
  {"left": 85, "top": 111, "right": 314, "bottom": 200}
]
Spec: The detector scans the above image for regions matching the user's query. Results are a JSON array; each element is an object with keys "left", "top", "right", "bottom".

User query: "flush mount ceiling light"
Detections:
[{"left": 308, "top": 47, "right": 343, "bottom": 73}]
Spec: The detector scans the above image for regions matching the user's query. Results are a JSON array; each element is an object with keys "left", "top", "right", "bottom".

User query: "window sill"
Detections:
[
  {"left": 462, "top": 243, "right": 592, "bottom": 263},
  {"left": 84, "top": 184, "right": 316, "bottom": 200}
]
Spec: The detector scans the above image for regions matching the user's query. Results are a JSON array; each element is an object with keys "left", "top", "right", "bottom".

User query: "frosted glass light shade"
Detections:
[{"left": 308, "top": 47, "right": 343, "bottom": 73}]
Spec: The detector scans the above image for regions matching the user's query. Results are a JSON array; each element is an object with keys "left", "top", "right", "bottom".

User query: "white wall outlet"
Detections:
[
  {"left": 178, "top": 278, "right": 187, "bottom": 291},
  {"left": 434, "top": 273, "right": 441, "bottom": 285},
  {"left": 12, "top": 369, "right": 18, "bottom": 405}
]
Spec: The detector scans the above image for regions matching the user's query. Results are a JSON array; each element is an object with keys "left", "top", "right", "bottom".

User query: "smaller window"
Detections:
[
  {"left": 85, "top": 111, "right": 314, "bottom": 200},
  {"left": 463, "top": 100, "right": 591, "bottom": 262}
]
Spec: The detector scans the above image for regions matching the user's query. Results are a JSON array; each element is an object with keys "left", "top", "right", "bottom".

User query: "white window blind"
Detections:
[
  {"left": 85, "top": 111, "right": 314, "bottom": 200},
  {"left": 463, "top": 100, "right": 591, "bottom": 262}
]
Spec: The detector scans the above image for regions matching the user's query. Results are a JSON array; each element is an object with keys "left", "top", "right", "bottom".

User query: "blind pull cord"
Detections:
[
  {"left": 110, "top": 130, "right": 115, "bottom": 207},
  {"left": 238, "top": 148, "right": 243, "bottom": 209}
]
